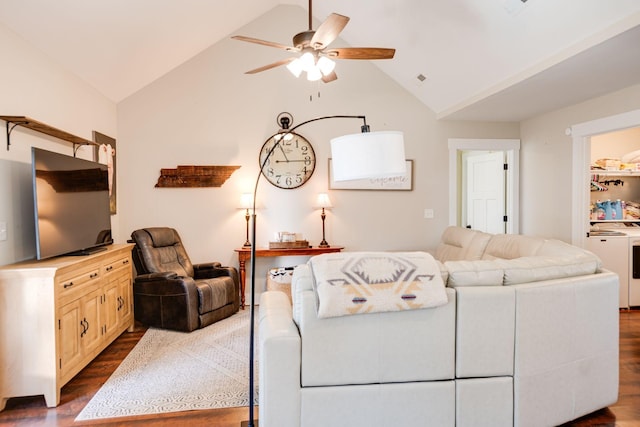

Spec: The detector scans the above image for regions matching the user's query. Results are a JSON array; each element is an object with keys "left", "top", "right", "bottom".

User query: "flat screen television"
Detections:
[{"left": 31, "top": 147, "right": 113, "bottom": 260}]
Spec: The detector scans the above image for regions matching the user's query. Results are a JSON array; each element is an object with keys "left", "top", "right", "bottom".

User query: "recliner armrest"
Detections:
[
  {"left": 133, "top": 272, "right": 198, "bottom": 296},
  {"left": 135, "top": 271, "right": 179, "bottom": 282},
  {"left": 193, "top": 262, "right": 222, "bottom": 272},
  {"left": 194, "top": 264, "right": 239, "bottom": 285}
]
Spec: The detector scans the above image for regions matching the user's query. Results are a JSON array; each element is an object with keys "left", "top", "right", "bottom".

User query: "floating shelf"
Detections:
[
  {"left": 1, "top": 115, "right": 98, "bottom": 152},
  {"left": 155, "top": 165, "right": 241, "bottom": 188}
]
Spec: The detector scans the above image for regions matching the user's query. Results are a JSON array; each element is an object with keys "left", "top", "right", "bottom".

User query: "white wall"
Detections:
[
  {"left": 520, "top": 83, "right": 640, "bottom": 241},
  {"left": 0, "top": 5, "right": 518, "bottom": 280},
  {"left": 0, "top": 22, "right": 117, "bottom": 265},
  {"left": 591, "top": 127, "right": 640, "bottom": 161},
  {"left": 116, "top": 5, "right": 519, "bottom": 297}
]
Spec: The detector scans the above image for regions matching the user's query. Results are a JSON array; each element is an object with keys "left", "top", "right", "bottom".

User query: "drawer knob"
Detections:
[{"left": 63, "top": 282, "right": 74, "bottom": 288}]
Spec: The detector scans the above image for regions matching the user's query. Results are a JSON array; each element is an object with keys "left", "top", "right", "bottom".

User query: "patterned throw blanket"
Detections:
[{"left": 309, "top": 251, "right": 448, "bottom": 319}]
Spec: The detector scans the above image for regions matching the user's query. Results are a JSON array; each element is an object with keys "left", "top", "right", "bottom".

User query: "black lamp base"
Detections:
[
  {"left": 319, "top": 208, "right": 330, "bottom": 248},
  {"left": 241, "top": 420, "right": 259, "bottom": 427}
]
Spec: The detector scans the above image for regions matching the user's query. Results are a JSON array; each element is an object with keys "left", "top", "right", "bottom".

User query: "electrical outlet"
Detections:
[
  {"left": 0, "top": 221, "right": 7, "bottom": 241},
  {"left": 424, "top": 209, "right": 434, "bottom": 219}
]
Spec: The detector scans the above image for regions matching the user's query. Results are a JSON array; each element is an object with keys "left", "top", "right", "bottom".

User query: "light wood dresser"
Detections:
[{"left": 0, "top": 244, "right": 134, "bottom": 410}]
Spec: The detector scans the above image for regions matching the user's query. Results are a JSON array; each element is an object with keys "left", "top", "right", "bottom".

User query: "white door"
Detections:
[{"left": 464, "top": 151, "right": 505, "bottom": 233}]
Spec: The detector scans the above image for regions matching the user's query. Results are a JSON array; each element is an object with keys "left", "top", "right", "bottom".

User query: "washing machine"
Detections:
[{"left": 587, "top": 228, "right": 630, "bottom": 308}]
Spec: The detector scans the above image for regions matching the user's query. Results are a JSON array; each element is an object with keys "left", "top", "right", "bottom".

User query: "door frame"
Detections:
[
  {"left": 448, "top": 138, "right": 520, "bottom": 234},
  {"left": 570, "top": 109, "right": 640, "bottom": 247}
]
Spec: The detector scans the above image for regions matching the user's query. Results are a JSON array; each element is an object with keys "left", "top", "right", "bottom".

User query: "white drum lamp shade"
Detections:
[{"left": 330, "top": 131, "right": 406, "bottom": 181}]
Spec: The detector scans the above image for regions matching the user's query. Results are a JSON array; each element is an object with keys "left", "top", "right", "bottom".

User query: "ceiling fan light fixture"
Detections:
[
  {"left": 306, "top": 66, "right": 322, "bottom": 81},
  {"left": 317, "top": 56, "right": 336, "bottom": 76},
  {"left": 233, "top": 0, "right": 395, "bottom": 86},
  {"left": 286, "top": 58, "right": 303, "bottom": 77},
  {"left": 299, "top": 51, "right": 316, "bottom": 72}
]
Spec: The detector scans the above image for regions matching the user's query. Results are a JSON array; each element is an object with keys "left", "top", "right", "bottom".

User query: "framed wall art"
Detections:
[{"left": 328, "top": 159, "right": 413, "bottom": 191}]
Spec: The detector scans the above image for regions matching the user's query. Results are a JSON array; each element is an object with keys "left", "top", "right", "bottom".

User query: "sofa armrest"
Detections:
[{"left": 259, "top": 291, "right": 301, "bottom": 427}]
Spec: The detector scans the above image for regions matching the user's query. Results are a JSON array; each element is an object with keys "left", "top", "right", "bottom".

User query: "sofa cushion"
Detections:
[
  {"left": 481, "top": 233, "right": 545, "bottom": 260},
  {"left": 536, "top": 239, "right": 603, "bottom": 271},
  {"left": 444, "top": 260, "right": 504, "bottom": 287},
  {"left": 495, "top": 255, "right": 601, "bottom": 285},
  {"left": 435, "top": 226, "right": 492, "bottom": 262},
  {"left": 309, "top": 252, "right": 448, "bottom": 318}
]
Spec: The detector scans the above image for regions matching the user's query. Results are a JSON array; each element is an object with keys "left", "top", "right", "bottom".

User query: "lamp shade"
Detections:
[
  {"left": 286, "top": 58, "right": 303, "bottom": 78},
  {"left": 330, "top": 131, "right": 406, "bottom": 181},
  {"left": 239, "top": 193, "right": 253, "bottom": 209},
  {"left": 317, "top": 56, "right": 336, "bottom": 76},
  {"left": 306, "top": 66, "right": 322, "bottom": 81},
  {"left": 315, "top": 193, "right": 333, "bottom": 209}
]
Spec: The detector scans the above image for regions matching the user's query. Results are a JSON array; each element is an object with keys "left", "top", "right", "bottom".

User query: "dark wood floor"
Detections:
[{"left": 0, "top": 311, "right": 638, "bottom": 427}]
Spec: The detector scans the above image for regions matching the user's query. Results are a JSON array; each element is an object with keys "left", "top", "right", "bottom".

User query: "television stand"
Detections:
[
  {"left": 67, "top": 246, "right": 109, "bottom": 256},
  {"left": 0, "top": 244, "right": 134, "bottom": 410}
]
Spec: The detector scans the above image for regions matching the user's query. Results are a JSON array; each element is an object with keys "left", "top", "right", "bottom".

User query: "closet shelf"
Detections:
[
  {"left": 590, "top": 169, "right": 640, "bottom": 177},
  {"left": 1, "top": 115, "right": 98, "bottom": 152}
]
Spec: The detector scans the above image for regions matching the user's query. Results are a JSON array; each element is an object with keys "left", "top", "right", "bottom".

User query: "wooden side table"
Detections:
[{"left": 234, "top": 246, "right": 344, "bottom": 307}]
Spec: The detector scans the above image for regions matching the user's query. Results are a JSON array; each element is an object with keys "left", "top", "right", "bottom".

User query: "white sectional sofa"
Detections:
[{"left": 258, "top": 226, "right": 620, "bottom": 427}]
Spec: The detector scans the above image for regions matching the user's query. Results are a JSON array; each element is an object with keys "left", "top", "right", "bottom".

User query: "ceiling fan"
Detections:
[{"left": 231, "top": 0, "right": 395, "bottom": 83}]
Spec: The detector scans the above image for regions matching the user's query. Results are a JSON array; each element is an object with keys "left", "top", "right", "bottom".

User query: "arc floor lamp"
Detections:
[{"left": 242, "top": 112, "right": 406, "bottom": 427}]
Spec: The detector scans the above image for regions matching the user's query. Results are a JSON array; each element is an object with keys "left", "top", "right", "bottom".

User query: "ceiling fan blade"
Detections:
[
  {"left": 325, "top": 47, "right": 396, "bottom": 60},
  {"left": 321, "top": 71, "right": 338, "bottom": 83},
  {"left": 232, "top": 35, "right": 296, "bottom": 52},
  {"left": 245, "top": 58, "right": 296, "bottom": 74},
  {"left": 310, "top": 13, "right": 350, "bottom": 49}
]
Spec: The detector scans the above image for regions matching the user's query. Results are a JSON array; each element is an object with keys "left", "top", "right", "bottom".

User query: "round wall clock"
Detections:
[{"left": 259, "top": 131, "right": 316, "bottom": 189}]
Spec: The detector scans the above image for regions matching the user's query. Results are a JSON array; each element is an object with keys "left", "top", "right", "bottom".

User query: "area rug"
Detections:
[{"left": 76, "top": 309, "right": 258, "bottom": 420}]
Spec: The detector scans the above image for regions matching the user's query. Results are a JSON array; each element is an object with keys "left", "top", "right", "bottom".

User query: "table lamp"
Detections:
[
  {"left": 315, "top": 193, "right": 333, "bottom": 248},
  {"left": 239, "top": 193, "right": 252, "bottom": 248}
]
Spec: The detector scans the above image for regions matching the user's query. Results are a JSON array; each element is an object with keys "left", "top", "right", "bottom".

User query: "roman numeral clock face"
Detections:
[{"left": 259, "top": 132, "right": 316, "bottom": 189}]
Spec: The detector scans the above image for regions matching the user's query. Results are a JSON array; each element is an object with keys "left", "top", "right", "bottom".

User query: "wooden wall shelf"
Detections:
[
  {"left": 1, "top": 115, "right": 98, "bottom": 152},
  {"left": 155, "top": 165, "right": 241, "bottom": 188}
]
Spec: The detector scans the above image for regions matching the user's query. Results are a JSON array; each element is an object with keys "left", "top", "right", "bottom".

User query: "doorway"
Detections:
[
  {"left": 570, "top": 109, "right": 640, "bottom": 247},
  {"left": 448, "top": 138, "right": 520, "bottom": 234}
]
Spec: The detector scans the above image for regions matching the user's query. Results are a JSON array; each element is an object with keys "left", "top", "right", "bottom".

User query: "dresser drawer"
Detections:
[
  {"left": 56, "top": 262, "right": 101, "bottom": 303},
  {"left": 103, "top": 255, "right": 131, "bottom": 275}
]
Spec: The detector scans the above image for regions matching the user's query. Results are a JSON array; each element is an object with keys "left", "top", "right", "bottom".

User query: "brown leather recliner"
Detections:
[{"left": 130, "top": 227, "right": 240, "bottom": 332}]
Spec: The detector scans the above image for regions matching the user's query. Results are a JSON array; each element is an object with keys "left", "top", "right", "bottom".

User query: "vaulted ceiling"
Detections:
[{"left": 1, "top": 0, "right": 639, "bottom": 122}]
